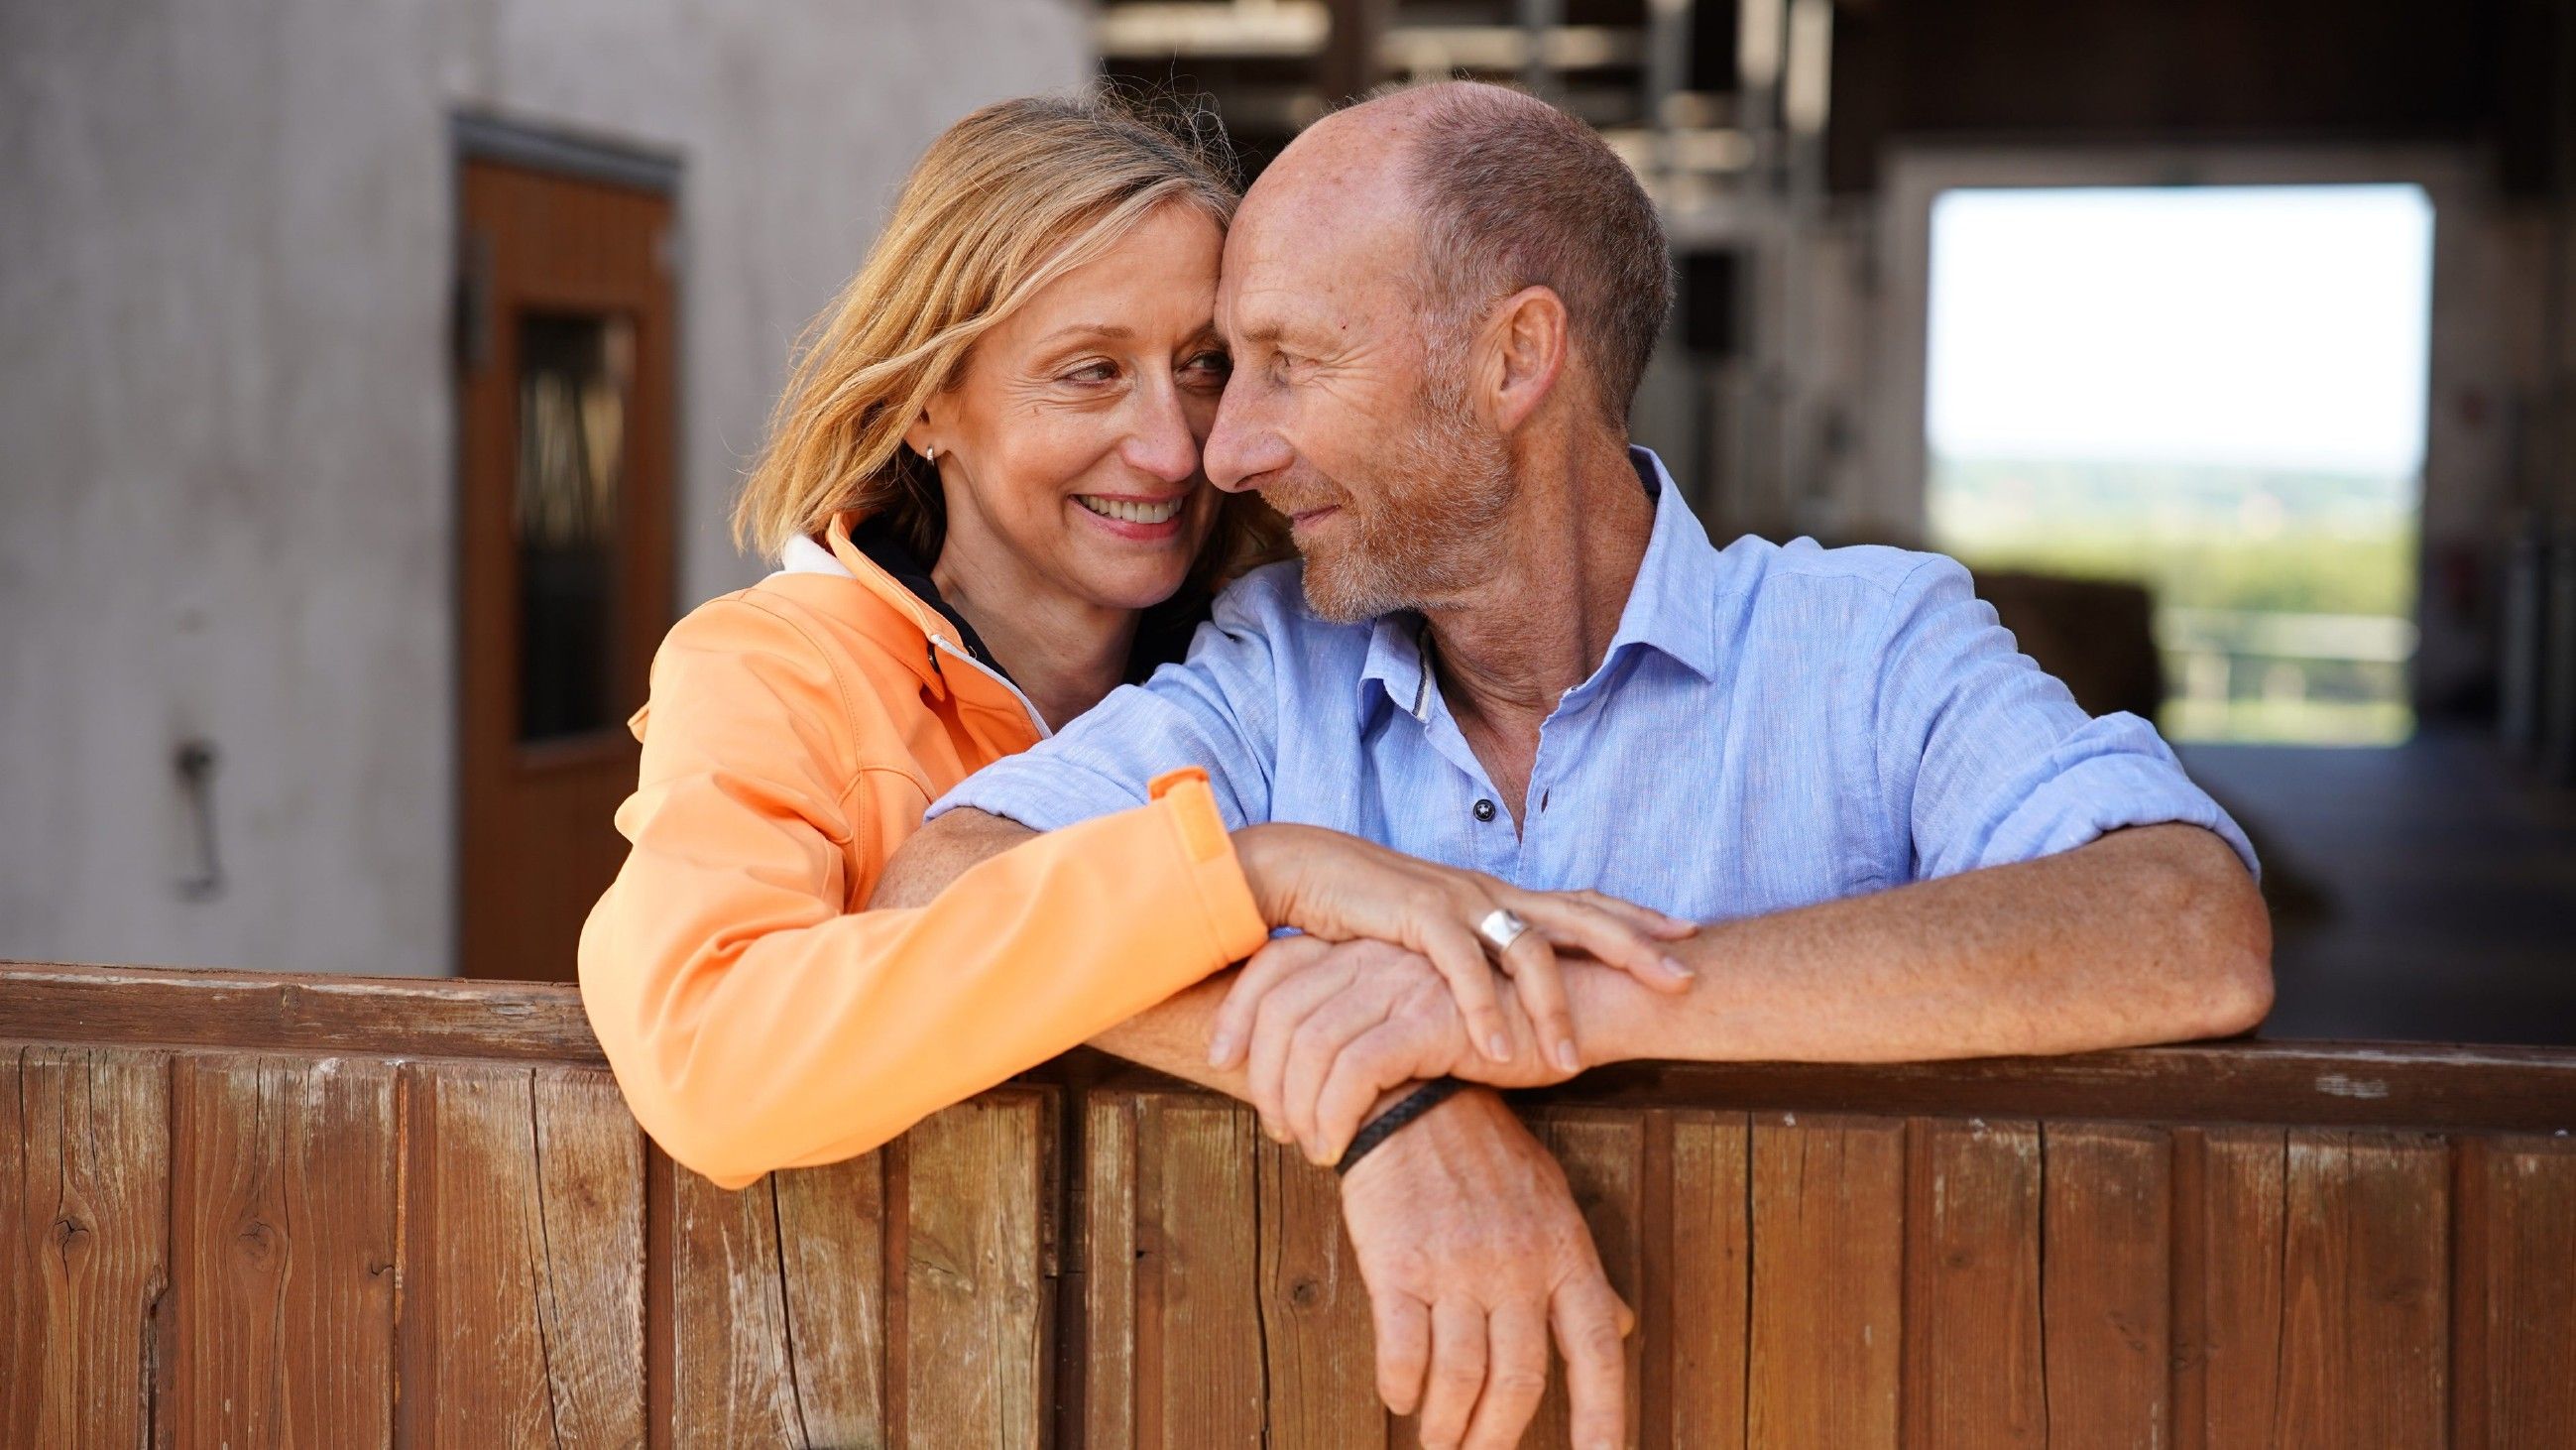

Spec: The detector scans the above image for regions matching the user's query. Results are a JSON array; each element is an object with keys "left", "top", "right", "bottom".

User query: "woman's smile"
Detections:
[{"left": 1074, "top": 492, "right": 1190, "bottom": 539}]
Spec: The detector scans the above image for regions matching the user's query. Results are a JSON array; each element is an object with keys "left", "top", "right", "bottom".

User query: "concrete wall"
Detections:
[{"left": 0, "top": 0, "right": 1092, "bottom": 975}]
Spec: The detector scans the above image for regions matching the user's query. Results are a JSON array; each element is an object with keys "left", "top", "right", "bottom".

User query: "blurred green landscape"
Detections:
[{"left": 1931, "top": 455, "right": 2419, "bottom": 744}]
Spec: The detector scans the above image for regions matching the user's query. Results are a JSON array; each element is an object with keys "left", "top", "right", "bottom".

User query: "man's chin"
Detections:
[{"left": 1298, "top": 554, "right": 1401, "bottom": 625}]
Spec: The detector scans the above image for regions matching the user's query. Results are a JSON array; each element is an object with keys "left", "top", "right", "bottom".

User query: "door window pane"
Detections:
[{"left": 513, "top": 313, "right": 633, "bottom": 742}]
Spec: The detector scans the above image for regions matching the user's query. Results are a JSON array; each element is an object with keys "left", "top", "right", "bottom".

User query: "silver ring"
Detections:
[{"left": 1476, "top": 907, "right": 1531, "bottom": 955}]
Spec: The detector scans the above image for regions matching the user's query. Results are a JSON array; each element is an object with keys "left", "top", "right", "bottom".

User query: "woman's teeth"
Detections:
[{"left": 1078, "top": 496, "right": 1184, "bottom": 525}]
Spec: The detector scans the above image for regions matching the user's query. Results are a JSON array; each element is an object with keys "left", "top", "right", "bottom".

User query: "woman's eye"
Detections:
[
  {"left": 1182, "top": 351, "right": 1231, "bottom": 382},
  {"left": 1064, "top": 361, "right": 1117, "bottom": 384}
]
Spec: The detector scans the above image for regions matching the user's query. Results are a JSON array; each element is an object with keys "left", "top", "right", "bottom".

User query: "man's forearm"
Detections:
[
  {"left": 1088, "top": 972, "right": 1250, "bottom": 1095},
  {"left": 1573, "top": 823, "right": 2273, "bottom": 1064}
]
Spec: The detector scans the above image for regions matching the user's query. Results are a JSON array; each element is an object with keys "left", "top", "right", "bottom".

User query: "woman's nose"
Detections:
[{"left": 1121, "top": 379, "right": 1201, "bottom": 485}]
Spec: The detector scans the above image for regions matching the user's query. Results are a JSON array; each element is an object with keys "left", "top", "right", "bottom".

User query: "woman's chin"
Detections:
[{"left": 1066, "top": 560, "right": 1195, "bottom": 613}]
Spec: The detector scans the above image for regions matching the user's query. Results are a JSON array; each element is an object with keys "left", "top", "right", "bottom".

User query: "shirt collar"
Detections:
[
  {"left": 1600, "top": 446, "right": 1727, "bottom": 683},
  {"left": 1356, "top": 446, "right": 1725, "bottom": 722}
]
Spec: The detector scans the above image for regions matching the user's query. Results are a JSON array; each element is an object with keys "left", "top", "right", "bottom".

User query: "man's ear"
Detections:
[{"left": 1480, "top": 285, "right": 1570, "bottom": 433}]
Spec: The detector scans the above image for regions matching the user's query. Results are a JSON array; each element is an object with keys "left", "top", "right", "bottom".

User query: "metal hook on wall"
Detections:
[{"left": 175, "top": 738, "right": 225, "bottom": 902}]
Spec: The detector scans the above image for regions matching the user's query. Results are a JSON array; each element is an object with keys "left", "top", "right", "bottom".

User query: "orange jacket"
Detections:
[{"left": 577, "top": 515, "right": 1266, "bottom": 1188}]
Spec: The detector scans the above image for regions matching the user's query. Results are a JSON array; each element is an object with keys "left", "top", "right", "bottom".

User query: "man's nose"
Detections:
[
  {"left": 1203, "top": 377, "right": 1290, "bottom": 494},
  {"left": 1120, "top": 378, "right": 1200, "bottom": 486}
]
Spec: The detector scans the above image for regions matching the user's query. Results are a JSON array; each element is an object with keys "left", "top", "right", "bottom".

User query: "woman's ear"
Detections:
[
  {"left": 901, "top": 409, "right": 938, "bottom": 462},
  {"left": 1482, "top": 285, "right": 1570, "bottom": 433}
]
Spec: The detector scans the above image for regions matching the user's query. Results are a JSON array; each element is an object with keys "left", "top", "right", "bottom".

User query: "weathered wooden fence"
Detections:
[{"left": 3, "top": 960, "right": 2572, "bottom": 1446}]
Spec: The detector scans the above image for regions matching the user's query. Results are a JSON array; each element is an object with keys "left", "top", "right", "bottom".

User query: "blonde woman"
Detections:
[{"left": 576, "top": 93, "right": 1692, "bottom": 1191}]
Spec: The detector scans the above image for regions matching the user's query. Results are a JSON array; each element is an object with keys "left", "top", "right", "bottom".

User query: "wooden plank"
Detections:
[
  {"left": 1086, "top": 1094, "right": 1141, "bottom": 1450},
  {"left": 1256, "top": 1132, "right": 1383, "bottom": 1450},
  {"left": 1901, "top": 1118, "right": 2044, "bottom": 1448},
  {"left": 773, "top": 1151, "right": 889, "bottom": 1445},
  {"left": 2040, "top": 1123, "right": 2171, "bottom": 1449},
  {"left": 901, "top": 1088, "right": 1053, "bottom": 1448},
  {"left": 2272, "top": 1130, "right": 2450, "bottom": 1449},
  {"left": 1, "top": 962, "right": 606, "bottom": 1063},
  {"left": 167, "top": 1054, "right": 398, "bottom": 1446},
  {"left": 401, "top": 1062, "right": 644, "bottom": 1448},
  {"left": 669, "top": 1168, "right": 805, "bottom": 1445},
  {"left": 1667, "top": 1110, "right": 1750, "bottom": 1450},
  {"left": 0, "top": 1045, "right": 169, "bottom": 1450},
  {"left": 1746, "top": 1113, "right": 1905, "bottom": 1450},
  {"left": 1524, "top": 1110, "right": 1646, "bottom": 1450},
  {"left": 11, "top": 962, "right": 2576, "bottom": 1135},
  {"left": 1510, "top": 1038, "right": 2576, "bottom": 1134},
  {"left": 2171, "top": 1127, "right": 2286, "bottom": 1450},
  {"left": 1130, "top": 1093, "right": 1262, "bottom": 1448},
  {"left": 2464, "top": 1136, "right": 2576, "bottom": 1448},
  {"left": 11, "top": 962, "right": 2576, "bottom": 1132}
]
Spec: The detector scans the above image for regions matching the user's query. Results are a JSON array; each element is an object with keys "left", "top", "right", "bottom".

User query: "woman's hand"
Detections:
[{"left": 1216, "top": 823, "right": 1696, "bottom": 1081}]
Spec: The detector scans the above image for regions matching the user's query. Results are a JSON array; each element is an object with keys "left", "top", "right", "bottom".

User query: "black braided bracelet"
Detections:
[{"left": 1335, "top": 1077, "right": 1467, "bottom": 1176}]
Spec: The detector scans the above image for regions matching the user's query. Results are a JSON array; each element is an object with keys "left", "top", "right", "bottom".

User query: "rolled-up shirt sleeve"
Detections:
[
  {"left": 930, "top": 564, "right": 1292, "bottom": 832},
  {"left": 1869, "top": 555, "right": 2259, "bottom": 882}
]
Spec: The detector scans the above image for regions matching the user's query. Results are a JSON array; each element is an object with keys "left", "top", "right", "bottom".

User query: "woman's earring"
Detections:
[{"left": 923, "top": 443, "right": 940, "bottom": 464}]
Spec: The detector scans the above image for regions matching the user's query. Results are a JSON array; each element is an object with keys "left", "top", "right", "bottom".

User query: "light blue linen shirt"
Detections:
[{"left": 931, "top": 447, "right": 2255, "bottom": 921}]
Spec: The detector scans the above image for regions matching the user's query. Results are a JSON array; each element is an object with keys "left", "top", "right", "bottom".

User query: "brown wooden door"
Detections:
[{"left": 456, "top": 159, "right": 676, "bottom": 981}]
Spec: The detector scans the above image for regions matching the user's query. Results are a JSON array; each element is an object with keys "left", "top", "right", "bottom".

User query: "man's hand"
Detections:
[
  {"left": 1223, "top": 936, "right": 1601, "bottom": 1163},
  {"left": 1340, "top": 1085, "right": 1632, "bottom": 1450}
]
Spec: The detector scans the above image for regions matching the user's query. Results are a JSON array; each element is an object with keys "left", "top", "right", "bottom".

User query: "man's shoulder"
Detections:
[
  {"left": 1207, "top": 559, "right": 1376, "bottom": 658},
  {"left": 1719, "top": 535, "right": 1964, "bottom": 601},
  {"left": 1699, "top": 537, "right": 1979, "bottom": 666}
]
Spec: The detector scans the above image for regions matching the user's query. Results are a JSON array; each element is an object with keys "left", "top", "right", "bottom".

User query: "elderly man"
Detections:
[{"left": 878, "top": 80, "right": 2271, "bottom": 1450}]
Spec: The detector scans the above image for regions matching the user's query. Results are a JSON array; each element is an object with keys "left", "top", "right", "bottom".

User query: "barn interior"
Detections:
[{"left": 3, "top": 0, "right": 2571, "bottom": 1043}]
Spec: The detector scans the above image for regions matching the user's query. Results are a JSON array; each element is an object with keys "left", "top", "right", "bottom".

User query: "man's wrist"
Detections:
[
  {"left": 1335, "top": 1077, "right": 1466, "bottom": 1176},
  {"left": 1564, "top": 957, "right": 1663, "bottom": 1065}
]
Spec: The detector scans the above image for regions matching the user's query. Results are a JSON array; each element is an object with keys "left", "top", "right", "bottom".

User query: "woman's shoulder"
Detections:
[{"left": 640, "top": 576, "right": 944, "bottom": 782}]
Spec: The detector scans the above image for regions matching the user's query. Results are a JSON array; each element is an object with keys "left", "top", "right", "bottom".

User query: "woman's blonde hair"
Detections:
[{"left": 736, "top": 89, "right": 1280, "bottom": 589}]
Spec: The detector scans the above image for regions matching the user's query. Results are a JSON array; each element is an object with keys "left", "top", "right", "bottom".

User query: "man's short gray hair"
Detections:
[{"left": 1392, "top": 81, "right": 1675, "bottom": 425}]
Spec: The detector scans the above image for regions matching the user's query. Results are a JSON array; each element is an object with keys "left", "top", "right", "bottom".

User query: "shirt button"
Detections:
[{"left": 1472, "top": 798, "right": 1497, "bottom": 822}]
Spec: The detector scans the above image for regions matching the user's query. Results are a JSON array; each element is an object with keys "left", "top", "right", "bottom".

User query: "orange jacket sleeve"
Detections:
[{"left": 577, "top": 597, "right": 1266, "bottom": 1189}]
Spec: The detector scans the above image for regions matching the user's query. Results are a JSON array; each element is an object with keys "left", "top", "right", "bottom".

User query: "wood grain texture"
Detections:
[
  {"left": 1524, "top": 1110, "right": 1646, "bottom": 1450},
  {"left": 669, "top": 1167, "right": 805, "bottom": 1445},
  {"left": 401, "top": 1062, "right": 644, "bottom": 1448},
  {"left": 2039, "top": 1123, "right": 2171, "bottom": 1450},
  {"left": 1666, "top": 1110, "right": 1750, "bottom": 1450},
  {"left": 1256, "top": 1133, "right": 1383, "bottom": 1450},
  {"left": 0, "top": 1045, "right": 169, "bottom": 1450},
  {"left": 2273, "top": 1130, "right": 2450, "bottom": 1449},
  {"left": 1130, "top": 1093, "right": 1263, "bottom": 1449},
  {"left": 2462, "top": 1136, "right": 2576, "bottom": 1449},
  {"left": 2171, "top": 1126, "right": 2286, "bottom": 1448},
  {"left": 1085, "top": 1095, "right": 1142, "bottom": 1449},
  {"left": 1746, "top": 1114, "right": 1905, "bottom": 1450},
  {"left": 3, "top": 961, "right": 607, "bottom": 1062},
  {"left": 773, "top": 1151, "right": 889, "bottom": 1445},
  {"left": 168, "top": 1054, "right": 398, "bottom": 1446},
  {"left": 1521, "top": 1039, "right": 2576, "bottom": 1134},
  {"left": 1902, "top": 1118, "right": 2044, "bottom": 1448},
  {"left": 901, "top": 1088, "right": 1054, "bottom": 1449}
]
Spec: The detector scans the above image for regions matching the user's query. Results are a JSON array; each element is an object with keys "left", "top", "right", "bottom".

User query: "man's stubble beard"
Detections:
[{"left": 1294, "top": 357, "right": 1518, "bottom": 626}]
